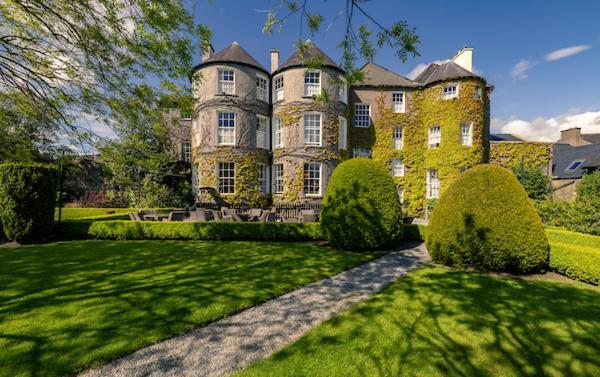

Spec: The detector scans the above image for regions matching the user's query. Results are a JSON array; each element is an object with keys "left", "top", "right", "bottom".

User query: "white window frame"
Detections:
[
  {"left": 474, "top": 85, "right": 483, "bottom": 99},
  {"left": 273, "top": 74, "right": 284, "bottom": 102},
  {"left": 303, "top": 162, "right": 322, "bottom": 196},
  {"left": 338, "top": 78, "right": 348, "bottom": 104},
  {"left": 218, "top": 162, "right": 235, "bottom": 194},
  {"left": 304, "top": 69, "right": 321, "bottom": 96},
  {"left": 426, "top": 169, "right": 440, "bottom": 199},
  {"left": 392, "top": 159, "right": 405, "bottom": 177},
  {"left": 217, "top": 112, "right": 236, "bottom": 145},
  {"left": 353, "top": 147, "right": 371, "bottom": 158},
  {"left": 392, "top": 91, "right": 405, "bottom": 113},
  {"left": 393, "top": 127, "right": 403, "bottom": 150},
  {"left": 273, "top": 116, "right": 283, "bottom": 148},
  {"left": 256, "top": 74, "right": 268, "bottom": 102},
  {"left": 460, "top": 122, "right": 473, "bottom": 146},
  {"left": 256, "top": 115, "right": 269, "bottom": 149},
  {"left": 273, "top": 164, "right": 284, "bottom": 194},
  {"left": 354, "top": 103, "right": 371, "bottom": 128},
  {"left": 182, "top": 141, "right": 191, "bottom": 162},
  {"left": 258, "top": 163, "right": 270, "bottom": 194},
  {"left": 217, "top": 69, "right": 235, "bottom": 95},
  {"left": 397, "top": 186, "right": 404, "bottom": 204},
  {"left": 428, "top": 125, "right": 441, "bottom": 149},
  {"left": 443, "top": 84, "right": 458, "bottom": 100},
  {"left": 303, "top": 112, "right": 322, "bottom": 146},
  {"left": 338, "top": 116, "right": 348, "bottom": 150}
]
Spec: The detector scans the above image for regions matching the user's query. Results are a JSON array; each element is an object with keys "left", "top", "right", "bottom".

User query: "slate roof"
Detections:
[
  {"left": 194, "top": 42, "right": 268, "bottom": 73},
  {"left": 275, "top": 41, "right": 341, "bottom": 73},
  {"left": 581, "top": 133, "right": 600, "bottom": 144},
  {"left": 552, "top": 143, "right": 600, "bottom": 179},
  {"left": 414, "top": 61, "right": 482, "bottom": 86},
  {"left": 355, "top": 62, "right": 418, "bottom": 87},
  {"left": 490, "top": 134, "right": 524, "bottom": 142}
]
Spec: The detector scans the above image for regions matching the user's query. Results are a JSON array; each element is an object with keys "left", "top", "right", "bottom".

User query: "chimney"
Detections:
[
  {"left": 270, "top": 49, "right": 279, "bottom": 73},
  {"left": 559, "top": 127, "right": 588, "bottom": 146},
  {"left": 452, "top": 47, "right": 473, "bottom": 72},
  {"left": 202, "top": 43, "right": 214, "bottom": 62}
]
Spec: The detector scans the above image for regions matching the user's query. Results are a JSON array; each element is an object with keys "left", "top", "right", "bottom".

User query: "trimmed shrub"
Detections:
[
  {"left": 83, "top": 221, "right": 322, "bottom": 241},
  {"left": 576, "top": 170, "right": 600, "bottom": 199},
  {"left": 567, "top": 196, "right": 600, "bottom": 236},
  {"left": 427, "top": 164, "right": 549, "bottom": 273},
  {"left": 0, "top": 162, "right": 58, "bottom": 242},
  {"left": 547, "top": 228, "right": 600, "bottom": 285},
  {"left": 534, "top": 200, "right": 573, "bottom": 228},
  {"left": 320, "top": 158, "right": 403, "bottom": 250},
  {"left": 403, "top": 224, "right": 428, "bottom": 243}
]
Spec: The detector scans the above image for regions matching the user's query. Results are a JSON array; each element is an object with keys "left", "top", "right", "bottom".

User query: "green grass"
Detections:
[
  {"left": 546, "top": 228, "right": 600, "bottom": 285},
  {"left": 0, "top": 240, "right": 377, "bottom": 377},
  {"left": 237, "top": 266, "right": 600, "bottom": 377},
  {"left": 54, "top": 208, "right": 173, "bottom": 220}
]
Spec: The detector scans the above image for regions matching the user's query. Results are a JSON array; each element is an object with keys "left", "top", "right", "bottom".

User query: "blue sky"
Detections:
[{"left": 194, "top": 0, "right": 600, "bottom": 141}]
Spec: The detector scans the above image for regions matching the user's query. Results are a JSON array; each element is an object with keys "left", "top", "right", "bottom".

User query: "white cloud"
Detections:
[
  {"left": 406, "top": 60, "right": 445, "bottom": 80},
  {"left": 510, "top": 60, "right": 536, "bottom": 80},
  {"left": 544, "top": 45, "right": 592, "bottom": 62},
  {"left": 492, "top": 111, "right": 600, "bottom": 142}
]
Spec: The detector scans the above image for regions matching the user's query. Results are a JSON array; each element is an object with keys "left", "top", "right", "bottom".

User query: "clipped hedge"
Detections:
[
  {"left": 321, "top": 158, "right": 403, "bottom": 250},
  {"left": 0, "top": 162, "right": 57, "bottom": 242},
  {"left": 82, "top": 221, "right": 322, "bottom": 241},
  {"left": 403, "top": 224, "right": 428, "bottom": 243},
  {"left": 427, "top": 164, "right": 549, "bottom": 273},
  {"left": 546, "top": 228, "right": 600, "bottom": 285}
]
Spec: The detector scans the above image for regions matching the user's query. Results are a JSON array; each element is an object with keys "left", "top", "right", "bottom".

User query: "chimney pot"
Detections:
[{"left": 270, "top": 49, "right": 279, "bottom": 73}]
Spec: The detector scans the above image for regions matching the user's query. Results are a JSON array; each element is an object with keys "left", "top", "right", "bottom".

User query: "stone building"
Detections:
[{"left": 190, "top": 41, "right": 491, "bottom": 214}]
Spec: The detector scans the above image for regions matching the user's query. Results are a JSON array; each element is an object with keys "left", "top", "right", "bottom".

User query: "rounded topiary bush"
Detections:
[
  {"left": 320, "top": 158, "right": 403, "bottom": 250},
  {"left": 426, "top": 164, "right": 549, "bottom": 273},
  {"left": 0, "top": 162, "right": 58, "bottom": 242}
]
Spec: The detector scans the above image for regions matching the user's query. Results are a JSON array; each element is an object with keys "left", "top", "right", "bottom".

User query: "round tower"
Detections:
[
  {"left": 191, "top": 42, "right": 271, "bottom": 205},
  {"left": 271, "top": 41, "right": 348, "bottom": 203}
]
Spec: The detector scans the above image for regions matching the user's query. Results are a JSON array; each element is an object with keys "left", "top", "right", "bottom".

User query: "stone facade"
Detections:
[{"left": 189, "top": 42, "right": 491, "bottom": 214}]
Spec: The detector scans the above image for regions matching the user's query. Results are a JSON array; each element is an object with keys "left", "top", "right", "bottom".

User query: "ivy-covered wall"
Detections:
[
  {"left": 351, "top": 78, "right": 488, "bottom": 215},
  {"left": 490, "top": 142, "right": 553, "bottom": 169}
]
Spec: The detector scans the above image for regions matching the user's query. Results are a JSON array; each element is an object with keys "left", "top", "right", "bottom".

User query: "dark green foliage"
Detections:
[
  {"left": 85, "top": 221, "right": 322, "bottom": 241},
  {"left": 577, "top": 170, "right": 600, "bottom": 199},
  {"left": 320, "top": 158, "right": 403, "bottom": 250},
  {"left": 427, "top": 164, "right": 549, "bottom": 273},
  {"left": 534, "top": 200, "right": 573, "bottom": 227},
  {"left": 512, "top": 165, "right": 552, "bottom": 200},
  {"left": 547, "top": 228, "right": 600, "bottom": 285},
  {"left": 567, "top": 196, "right": 600, "bottom": 236},
  {"left": 403, "top": 224, "right": 428, "bottom": 243},
  {"left": 0, "top": 162, "right": 57, "bottom": 242}
]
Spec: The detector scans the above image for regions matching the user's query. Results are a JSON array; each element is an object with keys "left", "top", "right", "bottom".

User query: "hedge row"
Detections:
[
  {"left": 546, "top": 228, "right": 600, "bottom": 285},
  {"left": 58, "top": 220, "right": 426, "bottom": 244}
]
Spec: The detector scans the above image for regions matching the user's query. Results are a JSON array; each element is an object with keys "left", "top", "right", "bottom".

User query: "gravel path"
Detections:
[{"left": 81, "top": 244, "right": 429, "bottom": 377}]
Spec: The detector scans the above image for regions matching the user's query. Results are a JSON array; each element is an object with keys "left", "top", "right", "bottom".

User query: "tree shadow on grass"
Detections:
[
  {"left": 252, "top": 267, "right": 600, "bottom": 377},
  {"left": 0, "top": 240, "right": 375, "bottom": 376}
]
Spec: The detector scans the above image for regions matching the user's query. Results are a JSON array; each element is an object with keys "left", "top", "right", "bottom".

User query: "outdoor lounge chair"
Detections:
[
  {"left": 259, "top": 211, "right": 277, "bottom": 222},
  {"left": 196, "top": 208, "right": 207, "bottom": 222},
  {"left": 139, "top": 209, "right": 156, "bottom": 220},
  {"left": 248, "top": 208, "right": 262, "bottom": 221},
  {"left": 281, "top": 213, "right": 301, "bottom": 223},
  {"left": 166, "top": 211, "right": 186, "bottom": 221},
  {"left": 300, "top": 209, "right": 319, "bottom": 223},
  {"left": 128, "top": 212, "right": 141, "bottom": 221}
]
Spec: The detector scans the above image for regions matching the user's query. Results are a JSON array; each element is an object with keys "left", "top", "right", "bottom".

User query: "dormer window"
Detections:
[
  {"left": 304, "top": 70, "right": 321, "bottom": 96},
  {"left": 392, "top": 92, "right": 405, "bottom": 113},
  {"left": 256, "top": 74, "right": 268, "bottom": 102},
  {"left": 443, "top": 84, "right": 458, "bottom": 100},
  {"left": 218, "top": 69, "right": 235, "bottom": 95}
]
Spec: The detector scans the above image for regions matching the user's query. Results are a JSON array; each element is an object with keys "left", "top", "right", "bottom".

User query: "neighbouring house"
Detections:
[
  {"left": 551, "top": 127, "right": 600, "bottom": 200},
  {"left": 489, "top": 133, "right": 553, "bottom": 175},
  {"left": 190, "top": 41, "right": 491, "bottom": 214}
]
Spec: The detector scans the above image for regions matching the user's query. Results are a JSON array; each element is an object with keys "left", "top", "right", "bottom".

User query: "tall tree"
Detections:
[{"left": 0, "top": 0, "right": 210, "bottom": 138}]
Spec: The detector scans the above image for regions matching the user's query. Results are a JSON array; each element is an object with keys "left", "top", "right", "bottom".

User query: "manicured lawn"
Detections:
[
  {"left": 55, "top": 208, "right": 132, "bottom": 220},
  {"left": 237, "top": 266, "right": 600, "bottom": 377},
  {"left": 0, "top": 240, "right": 377, "bottom": 376},
  {"left": 547, "top": 228, "right": 600, "bottom": 285}
]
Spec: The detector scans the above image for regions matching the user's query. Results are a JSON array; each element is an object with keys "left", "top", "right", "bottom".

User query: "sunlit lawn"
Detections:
[
  {"left": 237, "top": 265, "right": 600, "bottom": 377},
  {"left": 0, "top": 240, "right": 377, "bottom": 376}
]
